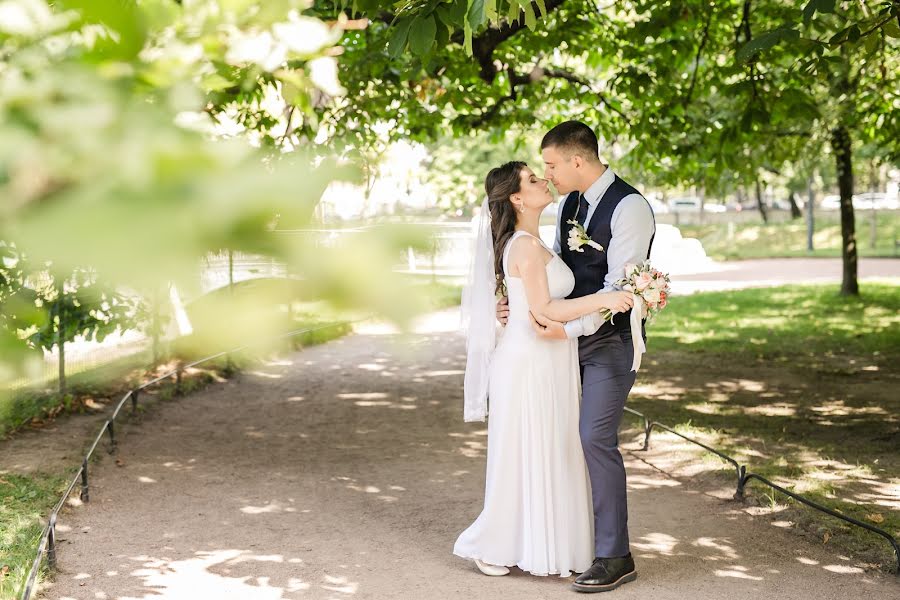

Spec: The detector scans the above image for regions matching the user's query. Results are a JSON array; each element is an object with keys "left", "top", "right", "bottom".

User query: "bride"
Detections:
[{"left": 453, "top": 161, "right": 634, "bottom": 577}]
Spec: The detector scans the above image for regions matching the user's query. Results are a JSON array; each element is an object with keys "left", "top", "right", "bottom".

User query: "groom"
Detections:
[{"left": 498, "top": 121, "right": 655, "bottom": 592}]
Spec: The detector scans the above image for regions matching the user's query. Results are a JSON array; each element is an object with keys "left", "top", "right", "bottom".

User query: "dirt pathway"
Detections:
[{"left": 43, "top": 312, "right": 900, "bottom": 600}]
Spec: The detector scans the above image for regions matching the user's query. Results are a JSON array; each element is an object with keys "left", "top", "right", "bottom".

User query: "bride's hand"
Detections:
[
  {"left": 597, "top": 291, "right": 634, "bottom": 314},
  {"left": 496, "top": 296, "right": 509, "bottom": 326},
  {"left": 530, "top": 311, "right": 567, "bottom": 340}
]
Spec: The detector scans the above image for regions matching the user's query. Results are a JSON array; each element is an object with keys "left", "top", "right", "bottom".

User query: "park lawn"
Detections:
[
  {"left": 0, "top": 473, "right": 67, "bottom": 600},
  {"left": 678, "top": 211, "right": 900, "bottom": 260},
  {"left": 630, "top": 283, "right": 900, "bottom": 570}
]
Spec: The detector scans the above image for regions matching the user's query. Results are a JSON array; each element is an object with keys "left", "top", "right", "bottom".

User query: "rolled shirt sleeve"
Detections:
[{"left": 601, "top": 194, "right": 656, "bottom": 292}]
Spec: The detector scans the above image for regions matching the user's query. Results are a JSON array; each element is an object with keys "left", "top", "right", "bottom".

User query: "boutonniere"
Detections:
[{"left": 566, "top": 220, "right": 605, "bottom": 253}]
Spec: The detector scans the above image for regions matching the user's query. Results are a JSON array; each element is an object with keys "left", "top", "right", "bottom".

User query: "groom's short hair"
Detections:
[{"left": 541, "top": 121, "right": 600, "bottom": 162}]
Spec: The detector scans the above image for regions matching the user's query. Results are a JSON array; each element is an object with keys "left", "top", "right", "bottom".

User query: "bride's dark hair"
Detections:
[{"left": 485, "top": 161, "right": 526, "bottom": 295}]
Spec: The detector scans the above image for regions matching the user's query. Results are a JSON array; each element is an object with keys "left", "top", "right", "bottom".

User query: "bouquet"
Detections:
[
  {"left": 599, "top": 260, "right": 671, "bottom": 372},
  {"left": 619, "top": 261, "right": 669, "bottom": 318}
]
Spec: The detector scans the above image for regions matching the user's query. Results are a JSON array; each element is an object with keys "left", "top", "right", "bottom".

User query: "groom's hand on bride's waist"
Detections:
[
  {"left": 530, "top": 312, "right": 567, "bottom": 340},
  {"left": 496, "top": 296, "right": 509, "bottom": 326}
]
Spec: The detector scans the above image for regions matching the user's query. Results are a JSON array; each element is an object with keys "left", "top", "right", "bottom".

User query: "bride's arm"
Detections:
[{"left": 509, "top": 236, "right": 632, "bottom": 323}]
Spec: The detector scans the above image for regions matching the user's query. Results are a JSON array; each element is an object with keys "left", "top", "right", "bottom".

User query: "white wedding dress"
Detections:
[{"left": 454, "top": 231, "right": 594, "bottom": 577}]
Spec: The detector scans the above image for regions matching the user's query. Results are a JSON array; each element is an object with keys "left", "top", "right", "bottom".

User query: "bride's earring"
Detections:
[{"left": 517, "top": 204, "right": 525, "bottom": 213}]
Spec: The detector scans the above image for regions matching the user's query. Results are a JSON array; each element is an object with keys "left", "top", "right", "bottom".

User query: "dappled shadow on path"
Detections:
[{"left": 47, "top": 321, "right": 900, "bottom": 599}]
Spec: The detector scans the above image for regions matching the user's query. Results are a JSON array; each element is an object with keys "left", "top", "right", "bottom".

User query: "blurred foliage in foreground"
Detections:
[{"left": 0, "top": 0, "right": 434, "bottom": 392}]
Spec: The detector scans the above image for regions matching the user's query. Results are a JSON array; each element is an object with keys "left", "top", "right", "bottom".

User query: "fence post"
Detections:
[
  {"left": 642, "top": 418, "right": 652, "bottom": 451},
  {"left": 734, "top": 464, "right": 747, "bottom": 500},
  {"left": 175, "top": 367, "right": 182, "bottom": 396},
  {"left": 131, "top": 389, "right": 139, "bottom": 414},
  {"left": 47, "top": 514, "right": 58, "bottom": 570},
  {"left": 106, "top": 420, "right": 117, "bottom": 454},
  {"left": 80, "top": 459, "right": 89, "bottom": 503}
]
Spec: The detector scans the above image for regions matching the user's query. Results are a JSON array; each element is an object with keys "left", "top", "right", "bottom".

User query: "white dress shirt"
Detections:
[{"left": 551, "top": 167, "right": 656, "bottom": 339}]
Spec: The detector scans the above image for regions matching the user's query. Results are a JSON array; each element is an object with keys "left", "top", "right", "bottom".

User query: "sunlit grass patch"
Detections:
[{"left": 0, "top": 473, "right": 67, "bottom": 600}]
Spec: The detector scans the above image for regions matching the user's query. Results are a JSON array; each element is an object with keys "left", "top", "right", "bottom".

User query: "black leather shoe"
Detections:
[{"left": 571, "top": 554, "right": 636, "bottom": 593}]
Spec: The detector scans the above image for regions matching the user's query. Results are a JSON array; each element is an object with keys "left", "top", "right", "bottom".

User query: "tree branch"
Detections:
[
  {"left": 684, "top": 4, "right": 714, "bottom": 107},
  {"left": 541, "top": 68, "right": 629, "bottom": 121},
  {"left": 469, "top": 64, "right": 629, "bottom": 128},
  {"left": 456, "top": 0, "right": 568, "bottom": 83},
  {"left": 738, "top": 0, "right": 763, "bottom": 108}
]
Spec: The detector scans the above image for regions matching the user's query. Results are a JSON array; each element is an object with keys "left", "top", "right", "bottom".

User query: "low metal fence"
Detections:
[{"left": 19, "top": 321, "right": 351, "bottom": 600}]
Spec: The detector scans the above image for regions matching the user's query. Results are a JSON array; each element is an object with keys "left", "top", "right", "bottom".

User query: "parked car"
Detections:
[
  {"left": 821, "top": 192, "right": 899, "bottom": 210},
  {"left": 668, "top": 196, "right": 701, "bottom": 213},
  {"left": 667, "top": 196, "right": 726, "bottom": 213},
  {"left": 854, "top": 192, "right": 899, "bottom": 210}
]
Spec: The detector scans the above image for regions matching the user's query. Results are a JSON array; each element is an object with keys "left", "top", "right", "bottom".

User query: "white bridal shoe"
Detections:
[{"left": 474, "top": 559, "right": 510, "bottom": 576}]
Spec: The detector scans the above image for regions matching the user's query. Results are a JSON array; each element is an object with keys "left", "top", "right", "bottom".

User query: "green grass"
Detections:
[
  {"left": 649, "top": 283, "right": 900, "bottom": 357},
  {"left": 0, "top": 473, "right": 67, "bottom": 600},
  {"left": 678, "top": 211, "right": 900, "bottom": 260},
  {"left": 631, "top": 283, "right": 900, "bottom": 569},
  {"left": 0, "top": 351, "right": 155, "bottom": 439}
]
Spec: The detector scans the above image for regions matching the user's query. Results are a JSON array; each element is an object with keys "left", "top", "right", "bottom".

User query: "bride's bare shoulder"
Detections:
[{"left": 508, "top": 234, "right": 551, "bottom": 271}]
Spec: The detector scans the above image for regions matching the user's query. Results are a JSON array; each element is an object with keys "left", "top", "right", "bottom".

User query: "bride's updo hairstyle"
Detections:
[{"left": 484, "top": 161, "right": 527, "bottom": 295}]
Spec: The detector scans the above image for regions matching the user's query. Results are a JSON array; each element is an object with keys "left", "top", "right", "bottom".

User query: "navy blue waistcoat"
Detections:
[{"left": 558, "top": 175, "right": 654, "bottom": 359}]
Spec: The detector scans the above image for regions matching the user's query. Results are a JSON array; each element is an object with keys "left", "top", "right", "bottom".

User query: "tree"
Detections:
[
  {"left": 0, "top": 0, "right": 431, "bottom": 387},
  {"left": 320, "top": 0, "right": 900, "bottom": 295},
  {"left": 24, "top": 268, "right": 139, "bottom": 396}
]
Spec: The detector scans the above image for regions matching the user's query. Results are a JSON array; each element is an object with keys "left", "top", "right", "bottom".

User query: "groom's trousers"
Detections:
[{"left": 579, "top": 335, "right": 636, "bottom": 559}]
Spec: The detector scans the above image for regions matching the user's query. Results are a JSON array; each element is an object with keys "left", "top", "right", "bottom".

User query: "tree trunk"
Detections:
[
  {"left": 755, "top": 178, "right": 768, "bottom": 224},
  {"left": 831, "top": 124, "right": 858, "bottom": 296},
  {"left": 57, "top": 300, "right": 66, "bottom": 396},
  {"left": 869, "top": 161, "right": 878, "bottom": 249},
  {"left": 151, "top": 287, "right": 160, "bottom": 364},
  {"left": 788, "top": 191, "right": 802, "bottom": 219},
  {"left": 806, "top": 175, "right": 815, "bottom": 252}
]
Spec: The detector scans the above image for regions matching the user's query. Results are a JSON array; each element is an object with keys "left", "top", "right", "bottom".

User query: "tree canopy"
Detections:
[{"left": 315, "top": 0, "right": 899, "bottom": 294}]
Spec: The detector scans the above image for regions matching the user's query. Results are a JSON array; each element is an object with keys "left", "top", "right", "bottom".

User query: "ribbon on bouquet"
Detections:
[{"left": 629, "top": 292, "right": 646, "bottom": 372}]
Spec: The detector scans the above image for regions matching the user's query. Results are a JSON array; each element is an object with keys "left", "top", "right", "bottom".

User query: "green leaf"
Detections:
[
  {"left": 802, "top": 0, "right": 835, "bottom": 24},
  {"left": 486, "top": 0, "right": 498, "bottom": 23},
  {"left": 449, "top": 0, "right": 468, "bottom": 25},
  {"left": 435, "top": 6, "right": 454, "bottom": 28},
  {"left": 883, "top": 18, "right": 900, "bottom": 38},
  {"left": 863, "top": 31, "right": 879, "bottom": 54},
  {"left": 468, "top": 0, "right": 487, "bottom": 29},
  {"left": 507, "top": 0, "right": 520, "bottom": 23},
  {"left": 409, "top": 15, "right": 437, "bottom": 56},
  {"left": 535, "top": 0, "right": 548, "bottom": 18},
  {"left": 60, "top": 0, "right": 148, "bottom": 61},
  {"left": 201, "top": 73, "right": 235, "bottom": 92},
  {"left": 829, "top": 26, "right": 850, "bottom": 45},
  {"left": 435, "top": 19, "right": 449, "bottom": 49},
  {"left": 388, "top": 17, "right": 413, "bottom": 58},
  {"left": 736, "top": 27, "right": 798, "bottom": 62},
  {"left": 523, "top": 2, "right": 537, "bottom": 29}
]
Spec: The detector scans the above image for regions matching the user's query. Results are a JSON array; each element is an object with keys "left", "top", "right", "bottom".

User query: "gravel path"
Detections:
[{"left": 43, "top": 312, "right": 900, "bottom": 600}]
